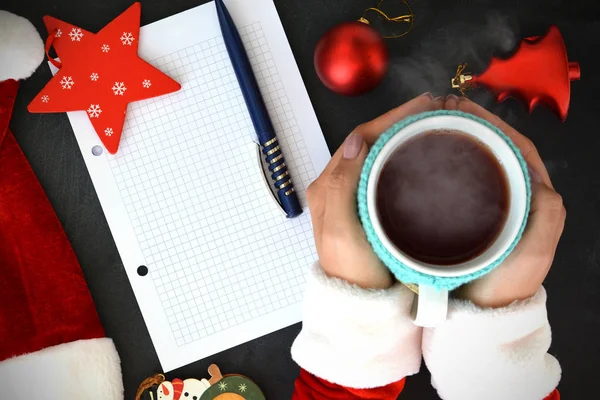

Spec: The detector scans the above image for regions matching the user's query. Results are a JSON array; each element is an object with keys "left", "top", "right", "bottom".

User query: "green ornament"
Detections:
[{"left": 199, "top": 365, "right": 265, "bottom": 400}]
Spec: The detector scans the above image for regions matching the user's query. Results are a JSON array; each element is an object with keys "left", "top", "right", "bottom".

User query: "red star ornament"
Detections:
[{"left": 28, "top": 2, "right": 181, "bottom": 154}]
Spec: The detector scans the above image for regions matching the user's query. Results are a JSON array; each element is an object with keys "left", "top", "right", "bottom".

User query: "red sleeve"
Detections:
[
  {"left": 292, "top": 369, "right": 406, "bottom": 400},
  {"left": 544, "top": 389, "right": 560, "bottom": 400},
  {"left": 292, "top": 369, "right": 559, "bottom": 400}
]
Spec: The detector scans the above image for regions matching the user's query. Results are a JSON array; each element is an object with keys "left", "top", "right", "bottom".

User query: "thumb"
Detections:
[{"left": 324, "top": 133, "right": 368, "bottom": 229}]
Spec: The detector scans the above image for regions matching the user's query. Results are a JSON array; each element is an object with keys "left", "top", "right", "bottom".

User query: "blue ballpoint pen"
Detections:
[{"left": 215, "top": 0, "right": 303, "bottom": 218}]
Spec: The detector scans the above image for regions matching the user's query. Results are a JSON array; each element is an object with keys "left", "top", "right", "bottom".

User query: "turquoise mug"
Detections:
[{"left": 358, "top": 110, "right": 531, "bottom": 327}]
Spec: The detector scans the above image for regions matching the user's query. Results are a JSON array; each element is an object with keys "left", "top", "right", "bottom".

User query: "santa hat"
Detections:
[{"left": 0, "top": 11, "right": 123, "bottom": 400}]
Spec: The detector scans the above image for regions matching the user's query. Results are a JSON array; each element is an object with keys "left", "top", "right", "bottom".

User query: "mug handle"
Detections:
[{"left": 413, "top": 285, "right": 448, "bottom": 327}]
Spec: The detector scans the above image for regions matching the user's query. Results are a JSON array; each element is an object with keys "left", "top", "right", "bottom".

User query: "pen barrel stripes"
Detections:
[{"left": 263, "top": 136, "right": 302, "bottom": 217}]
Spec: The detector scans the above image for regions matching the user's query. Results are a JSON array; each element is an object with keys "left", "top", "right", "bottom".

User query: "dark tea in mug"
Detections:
[{"left": 375, "top": 129, "right": 510, "bottom": 265}]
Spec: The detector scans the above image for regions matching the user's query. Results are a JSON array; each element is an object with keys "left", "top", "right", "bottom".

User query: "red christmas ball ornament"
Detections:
[{"left": 314, "top": 21, "right": 389, "bottom": 96}]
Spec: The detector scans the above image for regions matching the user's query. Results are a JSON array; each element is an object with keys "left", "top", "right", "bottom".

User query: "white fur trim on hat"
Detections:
[
  {"left": 422, "top": 287, "right": 561, "bottom": 400},
  {"left": 0, "top": 338, "right": 123, "bottom": 400},
  {"left": 0, "top": 10, "right": 44, "bottom": 81},
  {"left": 292, "top": 263, "right": 422, "bottom": 389}
]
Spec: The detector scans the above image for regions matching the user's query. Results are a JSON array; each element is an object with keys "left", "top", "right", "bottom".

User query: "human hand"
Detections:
[
  {"left": 308, "top": 94, "right": 444, "bottom": 289},
  {"left": 446, "top": 96, "right": 566, "bottom": 308}
]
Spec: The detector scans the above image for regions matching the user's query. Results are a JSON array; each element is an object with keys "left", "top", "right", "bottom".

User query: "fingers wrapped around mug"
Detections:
[{"left": 307, "top": 94, "right": 443, "bottom": 289}]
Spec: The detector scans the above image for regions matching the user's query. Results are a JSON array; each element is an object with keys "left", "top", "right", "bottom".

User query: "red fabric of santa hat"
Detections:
[{"left": 0, "top": 10, "right": 123, "bottom": 400}]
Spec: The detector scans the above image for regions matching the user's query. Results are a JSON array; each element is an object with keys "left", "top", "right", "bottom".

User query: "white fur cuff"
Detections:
[
  {"left": 0, "top": 338, "right": 123, "bottom": 400},
  {"left": 292, "top": 263, "right": 422, "bottom": 389},
  {"left": 423, "top": 287, "right": 561, "bottom": 400}
]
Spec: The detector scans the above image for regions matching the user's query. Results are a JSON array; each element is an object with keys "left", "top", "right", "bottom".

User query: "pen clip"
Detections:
[{"left": 254, "top": 143, "right": 287, "bottom": 217}]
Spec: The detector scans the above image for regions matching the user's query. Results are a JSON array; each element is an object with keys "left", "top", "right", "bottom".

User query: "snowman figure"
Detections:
[
  {"left": 156, "top": 378, "right": 210, "bottom": 400},
  {"left": 141, "top": 364, "right": 264, "bottom": 400},
  {"left": 156, "top": 379, "right": 176, "bottom": 400},
  {"left": 180, "top": 378, "right": 211, "bottom": 400}
]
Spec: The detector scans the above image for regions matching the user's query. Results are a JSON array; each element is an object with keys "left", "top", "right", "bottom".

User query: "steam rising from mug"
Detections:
[{"left": 389, "top": 12, "right": 517, "bottom": 97}]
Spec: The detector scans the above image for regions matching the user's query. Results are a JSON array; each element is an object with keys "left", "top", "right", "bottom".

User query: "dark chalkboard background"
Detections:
[{"left": 4, "top": 0, "right": 600, "bottom": 398}]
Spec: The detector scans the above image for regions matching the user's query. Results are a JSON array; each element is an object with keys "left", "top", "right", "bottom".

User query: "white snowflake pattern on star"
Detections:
[
  {"left": 120, "top": 32, "right": 135, "bottom": 46},
  {"left": 69, "top": 28, "right": 83, "bottom": 42},
  {"left": 87, "top": 104, "right": 102, "bottom": 118},
  {"left": 60, "top": 76, "right": 75, "bottom": 89},
  {"left": 101, "top": 44, "right": 110, "bottom": 53},
  {"left": 112, "top": 82, "right": 127, "bottom": 96},
  {"left": 238, "top": 383, "right": 247, "bottom": 393},
  {"left": 142, "top": 79, "right": 152, "bottom": 88},
  {"left": 41, "top": 95, "right": 50, "bottom": 103},
  {"left": 104, "top": 127, "right": 114, "bottom": 136},
  {"left": 90, "top": 72, "right": 99, "bottom": 81},
  {"left": 55, "top": 29, "right": 62, "bottom": 38},
  {"left": 218, "top": 381, "right": 228, "bottom": 391}
]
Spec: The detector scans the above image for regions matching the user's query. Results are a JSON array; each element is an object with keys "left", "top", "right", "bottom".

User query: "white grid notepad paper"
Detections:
[{"left": 61, "top": 0, "right": 330, "bottom": 370}]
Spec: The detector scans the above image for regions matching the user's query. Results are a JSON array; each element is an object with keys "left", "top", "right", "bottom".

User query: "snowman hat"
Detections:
[{"left": 0, "top": 10, "right": 123, "bottom": 400}]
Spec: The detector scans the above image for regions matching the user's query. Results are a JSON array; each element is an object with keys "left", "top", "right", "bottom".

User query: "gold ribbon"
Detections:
[{"left": 359, "top": 0, "right": 415, "bottom": 39}]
